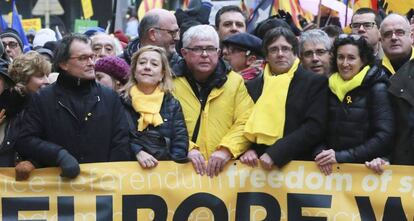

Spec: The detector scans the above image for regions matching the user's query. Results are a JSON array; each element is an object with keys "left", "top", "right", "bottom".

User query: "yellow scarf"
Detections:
[
  {"left": 382, "top": 46, "right": 414, "bottom": 75},
  {"left": 244, "top": 58, "right": 300, "bottom": 145},
  {"left": 329, "top": 65, "right": 370, "bottom": 102},
  {"left": 130, "top": 85, "right": 164, "bottom": 131}
]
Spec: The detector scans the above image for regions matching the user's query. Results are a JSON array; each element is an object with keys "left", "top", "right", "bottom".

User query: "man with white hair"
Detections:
[
  {"left": 172, "top": 25, "right": 253, "bottom": 177},
  {"left": 299, "top": 29, "right": 332, "bottom": 76}
]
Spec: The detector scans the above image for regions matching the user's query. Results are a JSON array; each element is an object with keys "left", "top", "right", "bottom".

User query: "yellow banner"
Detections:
[
  {"left": 0, "top": 161, "right": 414, "bottom": 220},
  {"left": 21, "top": 18, "right": 42, "bottom": 32},
  {"left": 81, "top": 0, "right": 94, "bottom": 19}
]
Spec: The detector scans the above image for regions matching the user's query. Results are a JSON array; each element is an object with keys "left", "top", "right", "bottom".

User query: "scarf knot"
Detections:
[{"left": 130, "top": 85, "right": 164, "bottom": 131}]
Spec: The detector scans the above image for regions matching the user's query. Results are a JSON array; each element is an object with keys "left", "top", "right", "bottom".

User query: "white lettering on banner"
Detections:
[{"left": 226, "top": 165, "right": 352, "bottom": 191}]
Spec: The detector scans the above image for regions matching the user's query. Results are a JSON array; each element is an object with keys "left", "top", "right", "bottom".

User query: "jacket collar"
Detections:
[
  {"left": 173, "top": 58, "right": 229, "bottom": 89},
  {"left": 56, "top": 72, "right": 96, "bottom": 94}
]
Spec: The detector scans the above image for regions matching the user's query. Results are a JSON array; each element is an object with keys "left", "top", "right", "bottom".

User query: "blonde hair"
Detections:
[
  {"left": 8, "top": 51, "right": 51, "bottom": 95},
  {"left": 120, "top": 45, "right": 174, "bottom": 98}
]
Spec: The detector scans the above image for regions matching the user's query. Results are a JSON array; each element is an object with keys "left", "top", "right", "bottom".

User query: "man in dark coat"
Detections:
[
  {"left": 367, "top": 14, "right": 414, "bottom": 171},
  {"left": 15, "top": 34, "right": 131, "bottom": 178},
  {"left": 242, "top": 27, "right": 328, "bottom": 169}
]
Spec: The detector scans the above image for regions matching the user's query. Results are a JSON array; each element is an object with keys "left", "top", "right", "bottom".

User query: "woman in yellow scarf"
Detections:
[
  {"left": 120, "top": 46, "right": 189, "bottom": 168},
  {"left": 314, "top": 35, "right": 394, "bottom": 175}
]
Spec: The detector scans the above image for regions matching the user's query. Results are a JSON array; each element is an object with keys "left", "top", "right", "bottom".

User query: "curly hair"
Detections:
[
  {"left": 8, "top": 51, "right": 51, "bottom": 95},
  {"left": 120, "top": 45, "right": 174, "bottom": 98},
  {"left": 331, "top": 34, "right": 374, "bottom": 73}
]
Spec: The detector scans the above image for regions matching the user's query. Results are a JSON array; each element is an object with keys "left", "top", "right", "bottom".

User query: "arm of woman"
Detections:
[
  {"left": 335, "top": 82, "right": 394, "bottom": 163},
  {"left": 169, "top": 98, "right": 189, "bottom": 162}
]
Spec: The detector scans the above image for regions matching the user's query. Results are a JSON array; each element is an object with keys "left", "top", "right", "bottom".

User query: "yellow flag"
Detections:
[{"left": 81, "top": 0, "right": 94, "bottom": 19}]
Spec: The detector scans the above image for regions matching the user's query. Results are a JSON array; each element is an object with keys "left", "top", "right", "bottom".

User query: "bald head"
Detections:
[
  {"left": 380, "top": 14, "right": 413, "bottom": 61},
  {"left": 138, "top": 8, "right": 179, "bottom": 58}
]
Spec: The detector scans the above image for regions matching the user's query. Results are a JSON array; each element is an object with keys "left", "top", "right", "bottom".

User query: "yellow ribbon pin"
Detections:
[{"left": 346, "top": 95, "right": 352, "bottom": 104}]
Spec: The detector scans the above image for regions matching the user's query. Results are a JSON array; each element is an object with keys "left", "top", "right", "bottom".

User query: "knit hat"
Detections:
[
  {"left": 33, "top": 28, "right": 57, "bottom": 48},
  {"left": 0, "top": 28, "right": 23, "bottom": 51},
  {"left": 94, "top": 56, "right": 130, "bottom": 84},
  {"left": 114, "top": 30, "right": 129, "bottom": 47}
]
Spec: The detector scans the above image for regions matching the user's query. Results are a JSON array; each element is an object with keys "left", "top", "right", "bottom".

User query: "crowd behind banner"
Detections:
[{"left": 0, "top": 2, "right": 413, "bottom": 216}]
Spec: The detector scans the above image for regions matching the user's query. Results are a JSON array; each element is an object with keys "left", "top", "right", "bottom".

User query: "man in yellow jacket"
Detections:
[{"left": 172, "top": 24, "right": 253, "bottom": 177}]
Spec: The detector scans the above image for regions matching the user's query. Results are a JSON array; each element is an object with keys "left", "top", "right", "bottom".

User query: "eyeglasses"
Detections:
[
  {"left": 381, "top": 29, "right": 407, "bottom": 39},
  {"left": 69, "top": 54, "right": 96, "bottom": 62},
  {"left": 350, "top": 22, "right": 376, "bottom": 30},
  {"left": 2, "top": 41, "right": 19, "bottom": 49},
  {"left": 268, "top": 46, "right": 292, "bottom": 55},
  {"left": 302, "top": 49, "right": 329, "bottom": 58},
  {"left": 154, "top": 27, "right": 180, "bottom": 38},
  {"left": 185, "top": 47, "right": 219, "bottom": 55},
  {"left": 226, "top": 46, "right": 250, "bottom": 56}
]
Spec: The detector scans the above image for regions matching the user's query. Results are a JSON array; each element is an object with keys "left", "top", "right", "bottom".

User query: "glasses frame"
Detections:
[
  {"left": 2, "top": 41, "right": 19, "bottom": 49},
  {"left": 153, "top": 27, "right": 180, "bottom": 38},
  {"left": 185, "top": 47, "right": 219, "bottom": 56},
  {"left": 302, "top": 49, "right": 329, "bottom": 59},
  {"left": 381, "top": 29, "right": 408, "bottom": 40},
  {"left": 350, "top": 22, "right": 376, "bottom": 30},
  {"left": 268, "top": 45, "right": 293, "bottom": 55},
  {"left": 69, "top": 54, "right": 96, "bottom": 63}
]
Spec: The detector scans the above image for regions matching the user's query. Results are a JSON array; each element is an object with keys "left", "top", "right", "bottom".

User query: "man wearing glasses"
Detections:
[
  {"left": 172, "top": 25, "right": 253, "bottom": 177},
  {"left": 138, "top": 8, "right": 180, "bottom": 66},
  {"left": 242, "top": 27, "right": 328, "bottom": 170},
  {"left": 299, "top": 29, "right": 332, "bottom": 76},
  {"left": 15, "top": 34, "right": 131, "bottom": 179},
  {"left": 0, "top": 28, "right": 23, "bottom": 61},
  {"left": 367, "top": 14, "right": 414, "bottom": 170},
  {"left": 222, "top": 32, "right": 264, "bottom": 81},
  {"left": 350, "top": 8, "right": 383, "bottom": 58}
]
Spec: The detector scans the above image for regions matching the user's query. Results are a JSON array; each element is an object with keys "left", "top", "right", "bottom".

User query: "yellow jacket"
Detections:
[{"left": 173, "top": 71, "right": 253, "bottom": 159}]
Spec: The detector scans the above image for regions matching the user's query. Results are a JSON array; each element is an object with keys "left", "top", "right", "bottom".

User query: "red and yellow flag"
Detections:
[{"left": 138, "top": 0, "right": 163, "bottom": 20}]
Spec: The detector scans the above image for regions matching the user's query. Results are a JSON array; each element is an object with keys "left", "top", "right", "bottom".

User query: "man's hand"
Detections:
[
  {"left": 56, "top": 149, "right": 80, "bottom": 179},
  {"left": 136, "top": 150, "right": 158, "bottom": 168},
  {"left": 0, "top": 109, "right": 6, "bottom": 125},
  {"left": 315, "top": 149, "right": 337, "bottom": 166},
  {"left": 240, "top": 149, "right": 259, "bottom": 167},
  {"left": 259, "top": 153, "right": 274, "bottom": 170},
  {"left": 206, "top": 147, "right": 231, "bottom": 177},
  {"left": 365, "top": 157, "right": 389, "bottom": 175},
  {"left": 188, "top": 149, "right": 206, "bottom": 175}
]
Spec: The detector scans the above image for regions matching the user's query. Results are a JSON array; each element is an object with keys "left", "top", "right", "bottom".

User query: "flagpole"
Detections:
[
  {"left": 345, "top": 0, "right": 349, "bottom": 27},
  {"left": 316, "top": 0, "right": 322, "bottom": 28}
]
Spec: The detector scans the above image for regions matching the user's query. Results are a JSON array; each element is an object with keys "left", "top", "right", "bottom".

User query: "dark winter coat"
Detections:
[
  {"left": 122, "top": 92, "right": 189, "bottom": 161},
  {"left": 317, "top": 65, "right": 394, "bottom": 163},
  {"left": 387, "top": 59, "right": 414, "bottom": 165},
  {"left": 15, "top": 73, "right": 131, "bottom": 166},
  {"left": 246, "top": 65, "right": 328, "bottom": 167}
]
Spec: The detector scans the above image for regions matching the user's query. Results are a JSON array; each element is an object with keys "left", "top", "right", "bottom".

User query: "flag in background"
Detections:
[
  {"left": 11, "top": 0, "right": 30, "bottom": 52},
  {"left": 246, "top": 0, "right": 273, "bottom": 33},
  {"left": 137, "top": 0, "right": 163, "bottom": 20},
  {"left": 352, "top": 0, "right": 378, "bottom": 12},
  {"left": 0, "top": 15, "right": 8, "bottom": 33},
  {"left": 0, "top": 1, "right": 9, "bottom": 32},
  {"left": 380, "top": 0, "right": 414, "bottom": 15}
]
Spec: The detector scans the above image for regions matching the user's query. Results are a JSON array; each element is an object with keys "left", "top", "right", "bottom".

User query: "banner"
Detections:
[
  {"left": 21, "top": 18, "right": 42, "bottom": 32},
  {"left": 1, "top": 161, "right": 414, "bottom": 220}
]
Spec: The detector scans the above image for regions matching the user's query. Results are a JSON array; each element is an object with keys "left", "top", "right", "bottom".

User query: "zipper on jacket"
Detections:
[{"left": 58, "top": 100, "right": 80, "bottom": 122}]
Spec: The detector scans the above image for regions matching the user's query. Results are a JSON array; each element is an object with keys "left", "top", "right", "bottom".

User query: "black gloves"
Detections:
[{"left": 56, "top": 149, "right": 80, "bottom": 178}]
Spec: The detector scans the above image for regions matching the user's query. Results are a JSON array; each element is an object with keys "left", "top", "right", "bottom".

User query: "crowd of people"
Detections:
[{"left": 0, "top": 4, "right": 414, "bottom": 180}]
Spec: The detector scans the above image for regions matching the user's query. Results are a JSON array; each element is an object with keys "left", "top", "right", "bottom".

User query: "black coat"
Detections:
[
  {"left": 122, "top": 93, "right": 189, "bottom": 161},
  {"left": 246, "top": 65, "right": 328, "bottom": 167},
  {"left": 387, "top": 59, "right": 414, "bottom": 165},
  {"left": 0, "top": 91, "right": 27, "bottom": 167},
  {"left": 15, "top": 73, "right": 131, "bottom": 166},
  {"left": 318, "top": 65, "right": 394, "bottom": 163}
]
